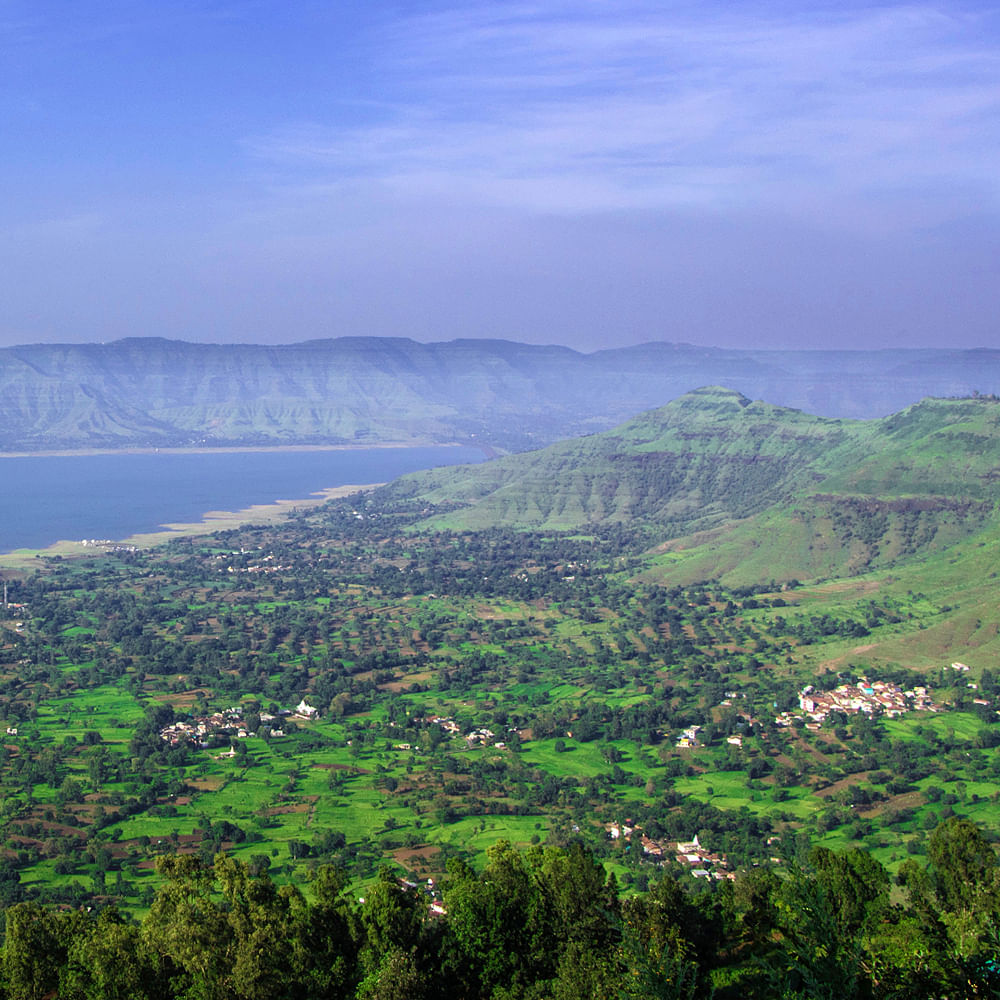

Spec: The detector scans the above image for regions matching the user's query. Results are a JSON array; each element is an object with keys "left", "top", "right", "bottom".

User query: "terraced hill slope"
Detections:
[
  {"left": 2, "top": 337, "right": 999, "bottom": 451},
  {"left": 382, "top": 388, "right": 1000, "bottom": 584}
]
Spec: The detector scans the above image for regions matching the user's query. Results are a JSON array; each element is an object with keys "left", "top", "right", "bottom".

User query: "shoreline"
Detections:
[
  {"left": 0, "top": 441, "right": 474, "bottom": 459},
  {"left": 0, "top": 482, "right": 381, "bottom": 571}
]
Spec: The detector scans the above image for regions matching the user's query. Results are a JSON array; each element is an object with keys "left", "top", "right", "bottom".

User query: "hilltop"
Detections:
[
  {"left": 383, "top": 387, "right": 1000, "bottom": 585},
  {"left": 2, "top": 337, "right": 1000, "bottom": 452}
]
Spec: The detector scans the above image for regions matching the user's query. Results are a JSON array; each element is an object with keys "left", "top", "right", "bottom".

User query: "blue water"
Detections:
[{"left": 0, "top": 446, "right": 485, "bottom": 553}]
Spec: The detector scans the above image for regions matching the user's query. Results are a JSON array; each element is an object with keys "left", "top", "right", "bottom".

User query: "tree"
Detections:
[
  {"left": 922, "top": 817, "right": 1000, "bottom": 994},
  {"left": 294, "top": 865, "right": 359, "bottom": 1000},
  {"left": 442, "top": 842, "right": 548, "bottom": 995},
  {"left": 62, "top": 908, "right": 169, "bottom": 1000},
  {"left": 357, "top": 868, "right": 427, "bottom": 983},
  {"left": 141, "top": 855, "right": 231, "bottom": 1000},
  {"left": 927, "top": 816, "right": 999, "bottom": 915},
  {"left": 215, "top": 854, "right": 307, "bottom": 1000},
  {"left": 619, "top": 875, "right": 708, "bottom": 1000},
  {"left": 3, "top": 903, "right": 82, "bottom": 1000},
  {"left": 809, "top": 846, "right": 889, "bottom": 941},
  {"left": 355, "top": 947, "right": 428, "bottom": 1000},
  {"left": 768, "top": 849, "right": 890, "bottom": 1000}
]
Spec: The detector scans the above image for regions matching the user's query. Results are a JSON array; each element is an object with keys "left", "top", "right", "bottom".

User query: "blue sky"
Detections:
[{"left": 1, "top": 1, "right": 998, "bottom": 351}]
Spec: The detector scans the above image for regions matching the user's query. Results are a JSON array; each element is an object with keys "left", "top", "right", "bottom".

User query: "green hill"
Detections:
[{"left": 383, "top": 388, "right": 1000, "bottom": 584}]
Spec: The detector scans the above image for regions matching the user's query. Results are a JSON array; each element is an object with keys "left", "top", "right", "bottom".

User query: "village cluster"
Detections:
[
  {"left": 607, "top": 823, "right": 737, "bottom": 880},
  {"left": 222, "top": 555, "right": 293, "bottom": 575},
  {"left": 157, "top": 699, "right": 319, "bottom": 747},
  {"left": 1, "top": 592, "right": 28, "bottom": 635},
  {"left": 206, "top": 548, "right": 293, "bottom": 575},
  {"left": 791, "top": 677, "right": 939, "bottom": 726},
  {"left": 391, "top": 715, "right": 517, "bottom": 751},
  {"left": 674, "top": 673, "right": 954, "bottom": 750}
]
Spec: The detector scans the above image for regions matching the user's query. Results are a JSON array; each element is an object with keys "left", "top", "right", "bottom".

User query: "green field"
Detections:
[{"left": 2, "top": 392, "right": 1000, "bottom": 911}]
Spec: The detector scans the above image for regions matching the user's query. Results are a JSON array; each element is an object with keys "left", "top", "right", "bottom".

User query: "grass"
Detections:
[
  {"left": 521, "top": 740, "right": 616, "bottom": 779},
  {"left": 882, "top": 711, "right": 985, "bottom": 743},
  {"left": 439, "top": 816, "right": 547, "bottom": 855}
]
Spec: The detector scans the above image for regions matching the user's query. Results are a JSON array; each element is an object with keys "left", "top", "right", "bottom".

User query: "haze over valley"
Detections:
[{"left": 2, "top": 336, "right": 999, "bottom": 453}]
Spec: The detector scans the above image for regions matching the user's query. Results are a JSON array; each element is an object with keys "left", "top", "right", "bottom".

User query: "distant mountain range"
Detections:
[
  {"left": 1, "top": 336, "right": 999, "bottom": 452},
  {"left": 383, "top": 386, "right": 1000, "bottom": 586}
]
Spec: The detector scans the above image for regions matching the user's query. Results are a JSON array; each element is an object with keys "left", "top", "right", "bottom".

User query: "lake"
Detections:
[{"left": 0, "top": 446, "right": 486, "bottom": 553}]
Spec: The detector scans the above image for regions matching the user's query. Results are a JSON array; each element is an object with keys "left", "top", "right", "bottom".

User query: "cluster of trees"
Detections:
[
  {"left": 2, "top": 819, "right": 998, "bottom": 999},
  {"left": 4, "top": 490, "right": 1000, "bottom": 904}
]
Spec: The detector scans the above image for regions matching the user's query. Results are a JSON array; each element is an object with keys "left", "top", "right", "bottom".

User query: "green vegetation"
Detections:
[
  {"left": 387, "top": 389, "right": 1000, "bottom": 564},
  {"left": 0, "top": 388, "right": 1000, "bottom": 996},
  {"left": 2, "top": 823, "right": 1000, "bottom": 998},
  {"left": 0, "top": 477, "right": 998, "bottom": 904}
]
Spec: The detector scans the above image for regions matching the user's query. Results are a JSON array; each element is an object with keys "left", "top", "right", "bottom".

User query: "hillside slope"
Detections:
[
  {"left": 383, "top": 388, "right": 1000, "bottom": 584},
  {"left": 2, "top": 337, "right": 1000, "bottom": 451}
]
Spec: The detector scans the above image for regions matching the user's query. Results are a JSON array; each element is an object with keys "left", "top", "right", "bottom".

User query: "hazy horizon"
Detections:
[
  {"left": 2, "top": 1, "right": 998, "bottom": 353},
  {"left": 0, "top": 332, "right": 996, "bottom": 357}
]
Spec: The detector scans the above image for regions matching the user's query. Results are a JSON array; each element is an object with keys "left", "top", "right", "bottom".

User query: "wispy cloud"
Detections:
[
  {"left": 2, "top": 1, "right": 996, "bottom": 349},
  {"left": 248, "top": 2, "right": 1000, "bottom": 222}
]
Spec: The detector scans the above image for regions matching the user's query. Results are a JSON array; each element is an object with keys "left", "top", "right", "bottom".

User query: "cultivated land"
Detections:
[{"left": 1, "top": 389, "right": 1000, "bottom": 916}]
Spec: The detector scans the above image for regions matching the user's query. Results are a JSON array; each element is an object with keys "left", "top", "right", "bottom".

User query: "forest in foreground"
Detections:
[{"left": 1, "top": 819, "right": 998, "bottom": 1000}]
